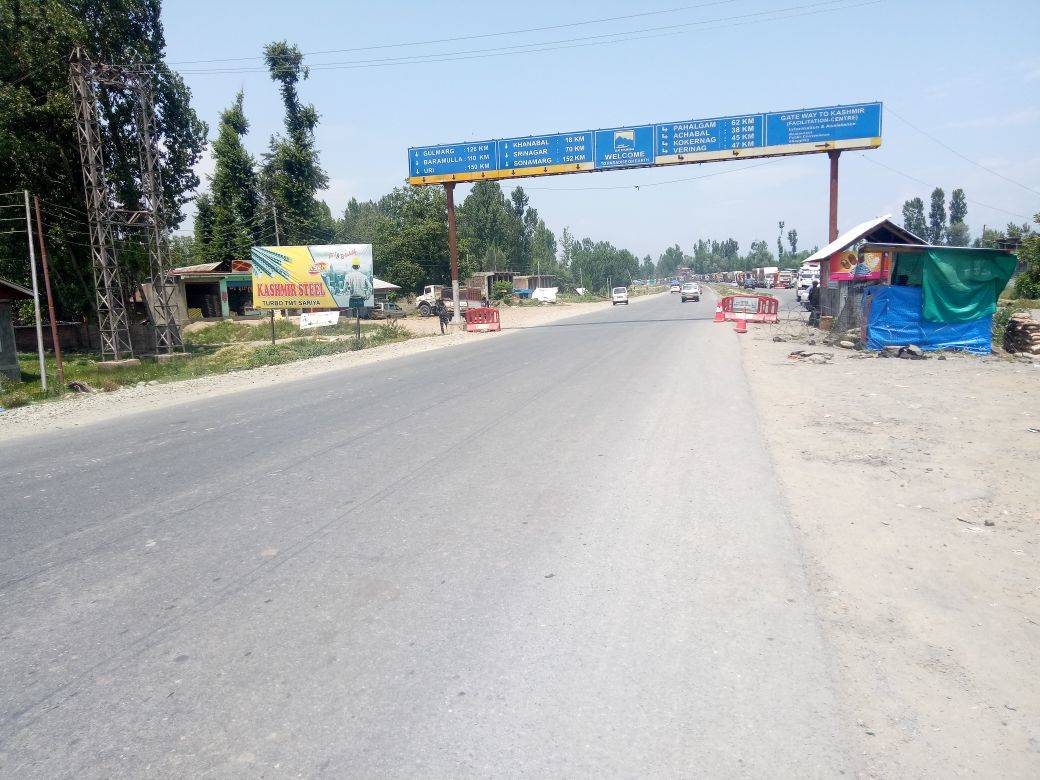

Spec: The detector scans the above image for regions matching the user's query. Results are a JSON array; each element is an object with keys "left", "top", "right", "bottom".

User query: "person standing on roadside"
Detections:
[{"left": 808, "top": 280, "right": 821, "bottom": 327}]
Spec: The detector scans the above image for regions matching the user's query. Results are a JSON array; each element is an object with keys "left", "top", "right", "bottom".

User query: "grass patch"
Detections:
[
  {"left": 0, "top": 322, "right": 413, "bottom": 410},
  {"left": 999, "top": 297, "right": 1040, "bottom": 309},
  {"left": 184, "top": 317, "right": 382, "bottom": 346}
]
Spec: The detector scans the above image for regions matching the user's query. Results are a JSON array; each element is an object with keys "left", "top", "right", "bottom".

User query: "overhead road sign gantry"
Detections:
[{"left": 407, "top": 102, "right": 882, "bottom": 186}]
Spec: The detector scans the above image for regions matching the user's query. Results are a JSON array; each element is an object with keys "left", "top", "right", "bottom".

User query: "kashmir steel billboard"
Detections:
[{"left": 250, "top": 244, "right": 374, "bottom": 310}]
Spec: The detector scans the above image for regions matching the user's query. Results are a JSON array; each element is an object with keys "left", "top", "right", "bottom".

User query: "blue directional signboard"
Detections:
[
  {"left": 497, "top": 131, "right": 594, "bottom": 171},
  {"left": 407, "top": 102, "right": 882, "bottom": 185}
]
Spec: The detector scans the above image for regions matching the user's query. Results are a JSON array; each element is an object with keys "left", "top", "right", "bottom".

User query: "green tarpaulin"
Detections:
[{"left": 893, "top": 249, "right": 1016, "bottom": 323}]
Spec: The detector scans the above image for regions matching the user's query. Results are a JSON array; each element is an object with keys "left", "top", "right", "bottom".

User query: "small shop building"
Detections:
[{"left": 804, "top": 215, "right": 925, "bottom": 328}]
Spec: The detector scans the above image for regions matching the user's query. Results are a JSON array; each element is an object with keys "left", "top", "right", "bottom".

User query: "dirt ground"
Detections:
[
  {"left": 0, "top": 298, "right": 622, "bottom": 443},
  {"left": 740, "top": 322, "right": 1040, "bottom": 778}
]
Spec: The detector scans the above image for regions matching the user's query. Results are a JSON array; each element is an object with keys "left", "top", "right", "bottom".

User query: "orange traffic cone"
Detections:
[
  {"left": 713, "top": 305, "right": 725, "bottom": 323},
  {"left": 734, "top": 318, "right": 747, "bottom": 334}
]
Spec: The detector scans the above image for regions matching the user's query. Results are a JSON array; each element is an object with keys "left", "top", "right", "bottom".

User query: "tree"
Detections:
[
  {"left": 0, "top": 0, "right": 207, "bottom": 318},
  {"left": 641, "top": 255, "right": 654, "bottom": 279},
  {"left": 201, "top": 91, "right": 260, "bottom": 265},
  {"left": 338, "top": 197, "right": 381, "bottom": 243},
  {"left": 777, "top": 221, "right": 785, "bottom": 263},
  {"left": 572, "top": 238, "right": 639, "bottom": 293},
  {"left": 193, "top": 192, "right": 215, "bottom": 249},
  {"left": 559, "top": 227, "right": 575, "bottom": 268},
  {"left": 1012, "top": 213, "right": 1040, "bottom": 299},
  {"left": 531, "top": 219, "right": 557, "bottom": 278},
  {"left": 927, "top": 187, "right": 947, "bottom": 245},
  {"left": 372, "top": 186, "right": 453, "bottom": 292},
  {"left": 947, "top": 188, "right": 969, "bottom": 245},
  {"left": 902, "top": 197, "right": 927, "bottom": 239},
  {"left": 787, "top": 228, "right": 798, "bottom": 256},
  {"left": 743, "top": 240, "right": 774, "bottom": 270},
  {"left": 260, "top": 41, "right": 331, "bottom": 245},
  {"left": 656, "top": 244, "right": 686, "bottom": 277},
  {"left": 457, "top": 181, "right": 523, "bottom": 270}
]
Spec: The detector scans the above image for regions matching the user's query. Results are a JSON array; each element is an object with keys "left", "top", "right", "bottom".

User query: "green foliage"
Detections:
[
  {"left": 200, "top": 91, "right": 261, "bottom": 265},
  {"left": 928, "top": 187, "right": 947, "bottom": 245},
  {"left": 571, "top": 238, "right": 640, "bottom": 293},
  {"left": 491, "top": 280, "right": 513, "bottom": 300},
  {"left": 0, "top": 0, "right": 207, "bottom": 318},
  {"left": 1012, "top": 214, "right": 1040, "bottom": 299},
  {"left": 787, "top": 228, "right": 798, "bottom": 255},
  {"left": 656, "top": 244, "right": 687, "bottom": 277},
  {"left": 902, "top": 197, "right": 927, "bottom": 239},
  {"left": 457, "top": 181, "right": 524, "bottom": 270},
  {"left": 260, "top": 41, "right": 332, "bottom": 245}
]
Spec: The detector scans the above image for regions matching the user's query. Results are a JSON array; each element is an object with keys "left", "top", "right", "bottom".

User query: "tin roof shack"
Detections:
[
  {"left": 0, "top": 277, "right": 32, "bottom": 381},
  {"left": 805, "top": 215, "right": 925, "bottom": 330},
  {"left": 860, "top": 243, "right": 1016, "bottom": 354},
  {"left": 513, "top": 274, "right": 558, "bottom": 292}
]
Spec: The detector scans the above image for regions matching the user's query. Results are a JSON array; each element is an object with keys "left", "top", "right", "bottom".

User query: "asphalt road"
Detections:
[{"left": 1, "top": 291, "right": 847, "bottom": 777}]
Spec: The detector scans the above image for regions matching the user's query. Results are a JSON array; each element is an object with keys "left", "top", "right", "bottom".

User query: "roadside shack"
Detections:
[
  {"left": 859, "top": 243, "right": 1016, "bottom": 354},
  {"left": 0, "top": 276, "right": 32, "bottom": 381},
  {"left": 805, "top": 215, "right": 924, "bottom": 328}
]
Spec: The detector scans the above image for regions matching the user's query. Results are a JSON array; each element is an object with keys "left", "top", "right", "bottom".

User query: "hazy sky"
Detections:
[{"left": 164, "top": 0, "right": 1040, "bottom": 259}]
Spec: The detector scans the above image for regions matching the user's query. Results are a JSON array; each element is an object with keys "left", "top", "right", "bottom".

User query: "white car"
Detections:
[
  {"left": 611, "top": 286, "right": 629, "bottom": 305},
  {"left": 680, "top": 282, "right": 700, "bottom": 302},
  {"left": 669, "top": 282, "right": 681, "bottom": 293}
]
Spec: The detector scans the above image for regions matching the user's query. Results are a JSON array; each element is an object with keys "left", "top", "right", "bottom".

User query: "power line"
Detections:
[
  {"left": 169, "top": 0, "right": 741, "bottom": 64},
  {"left": 526, "top": 159, "right": 780, "bottom": 191},
  {"left": 888, "top": 108, "right": 1040, "bottom": 198},
  {"left": 178, "top": 0, "right": 879, "bottom": 74},
  {"left": 856, "top": 153, "right": 1031, "bottom": 221}
]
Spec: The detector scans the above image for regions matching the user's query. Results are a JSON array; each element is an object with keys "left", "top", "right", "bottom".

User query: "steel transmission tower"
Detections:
[{"left": 69, "top": 47, "right": 183, "bottom": 359}]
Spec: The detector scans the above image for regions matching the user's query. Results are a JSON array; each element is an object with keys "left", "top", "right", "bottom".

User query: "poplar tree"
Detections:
[
  {"left": 902, "top": 197, "right": 927, "bottom": 239},
  {"left": 205, "top": 91, "right": 260, "bottom": 264},
  {"left": 260, "top": 41, "right": 332, "bottom": 245},
  {"left": 947, "top": 188, "right": 969, "bottom": 245},
  {"left": 928, "top": 187, "right": 947, "bottom": 245}
]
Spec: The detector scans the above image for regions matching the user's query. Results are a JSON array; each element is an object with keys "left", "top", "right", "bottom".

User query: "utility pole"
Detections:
[
  {"left": 444, "top": 182, "right": 461, "bottom": 326},
  {"left": 271, "top": 204, "right": 280, "bottom": 345},
  {"left": 828, "top": 150, "right": 840, "bottom": 242},
  {"left": 34, "top": 196, "right": 64, "bottom": 387},
  {"left": 23, "top": 191, "right": 47, "bottom": 393}
]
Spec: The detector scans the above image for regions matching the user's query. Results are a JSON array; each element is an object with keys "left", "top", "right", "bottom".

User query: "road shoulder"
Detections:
[{"left": 739, "top": 330, "right": 1040, "bottom": 777}]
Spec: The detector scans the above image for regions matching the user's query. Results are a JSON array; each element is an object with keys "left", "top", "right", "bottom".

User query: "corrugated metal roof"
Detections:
[
  {"left": 0, "top": 276, "right": 33, "bottom": 299},
  {"left": 373, "top": 277, "right": 400, "bottom": 291},
  {"left": 804, "top": 215, "right": 925, "bottom": 264},
  {"left": 170, "top": 262, "right": 222, "bottom": 275}
]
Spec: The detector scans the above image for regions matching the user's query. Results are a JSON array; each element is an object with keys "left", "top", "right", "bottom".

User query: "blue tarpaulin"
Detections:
[{"left": 863, "top": 285, "right": 992, "bottom": 354}]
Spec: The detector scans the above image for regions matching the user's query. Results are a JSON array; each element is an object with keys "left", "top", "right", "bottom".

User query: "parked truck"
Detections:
[{"left": 414, "top": 284, "right": 485, "bottom": 317}]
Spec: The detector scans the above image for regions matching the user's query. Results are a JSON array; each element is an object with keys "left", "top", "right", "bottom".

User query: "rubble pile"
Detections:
[{"left": 1004, "top": 313, "right": 1040, "bottom": 355}]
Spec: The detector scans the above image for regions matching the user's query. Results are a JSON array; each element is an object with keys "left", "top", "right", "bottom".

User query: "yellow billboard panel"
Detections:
[{"left": 250, "top": 244, "right": 374, "bottom": 310}]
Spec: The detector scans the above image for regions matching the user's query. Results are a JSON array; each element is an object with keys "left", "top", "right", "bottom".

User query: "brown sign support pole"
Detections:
[
  {"left": 828, "top": 150, "right": 840, "bottom": 242},
  {"left": 444, "top": 182, "right": 462, "bottom": 326},
  {"left": 33, "top": 196, "right": 65, "bottom": 387}
]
